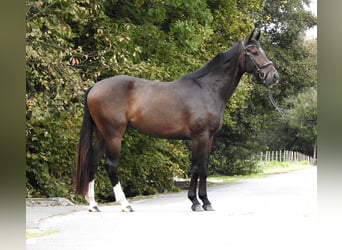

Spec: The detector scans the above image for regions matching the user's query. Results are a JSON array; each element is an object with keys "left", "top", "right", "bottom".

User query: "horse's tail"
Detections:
[{"left": 75, "top": 87, "right": 96, "bottom": 196}]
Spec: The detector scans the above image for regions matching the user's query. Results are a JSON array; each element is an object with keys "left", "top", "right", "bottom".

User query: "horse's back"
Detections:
[{"left": 86, "top": 74, "right": 222, "bottom": 140}]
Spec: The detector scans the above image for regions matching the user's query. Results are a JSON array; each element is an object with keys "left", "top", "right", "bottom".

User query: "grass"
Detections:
[
  {"left": 257, "top": 161, "right": 313, "bottom": 174},
  {"left": 26, "top": 229, "right": 60, "bottom": 239},
  {"left": 207, "top": 161, "right": 315, "bottom": 185}
]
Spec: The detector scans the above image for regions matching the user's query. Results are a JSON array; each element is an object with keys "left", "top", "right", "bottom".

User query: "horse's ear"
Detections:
[
  {"left": 245, "top": 29, "right": 255, "bottom": 44},
  {"left": 255, "top": 29, "right": 261, "bottom": 41}
]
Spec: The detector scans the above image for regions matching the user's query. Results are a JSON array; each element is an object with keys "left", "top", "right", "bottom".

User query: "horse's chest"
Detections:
[
  {"left": 187, "top": 93, "right": 224, "bottom": 129},
  {"left": 189, "top": 108, "right": 223, "bottom": 136}
]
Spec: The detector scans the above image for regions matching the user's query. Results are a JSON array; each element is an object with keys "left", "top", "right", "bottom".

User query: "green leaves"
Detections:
[
  {"left": 24, "top": 0, "right": 261, "bottom": 200},
  {"left": 285, "top": 86, "right": 317, "bottom": 151}
]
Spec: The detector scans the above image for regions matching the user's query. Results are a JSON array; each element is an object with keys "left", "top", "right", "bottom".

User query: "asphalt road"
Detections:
[{"left": 26, "top": 167, "right": 317, "bottom": 250}]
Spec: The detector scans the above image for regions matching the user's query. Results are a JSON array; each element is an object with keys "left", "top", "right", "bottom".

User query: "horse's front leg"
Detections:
[
  {"left": 188, "top": 135, "right": 214, "bottom": 211},
  {"left": 199, "top": 175, "right": 214, "bottom": 211},
  {"left": 188, "top": 172, "right": 202, "bottom": 211}
]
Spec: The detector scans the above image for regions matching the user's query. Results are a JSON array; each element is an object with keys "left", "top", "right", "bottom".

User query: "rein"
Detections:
[{"left": 267, "top": 87, "right": 317, "bottom": 125}]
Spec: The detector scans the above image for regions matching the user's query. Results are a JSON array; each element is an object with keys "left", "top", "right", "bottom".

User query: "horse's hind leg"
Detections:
[
  {"left": 85, "top": 129, "right": 104, "bottom": 212},
  {"left": 85, "top": 178, "right": 101, "bottom": 212},
  {"left": 104, "top": 136, "right": 134, "bottom": 212}
]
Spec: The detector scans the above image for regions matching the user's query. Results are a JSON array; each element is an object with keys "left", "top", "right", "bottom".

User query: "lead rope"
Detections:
[
  {"left": 267, "top": 87, "right": 288, "bottom": 121},
  {"left": 267, "top": 87, "right": 317, "bottom": 124}
]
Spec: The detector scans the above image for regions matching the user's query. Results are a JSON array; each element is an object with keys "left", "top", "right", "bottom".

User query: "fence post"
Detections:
[
  {"left": 259, "top": 150, "right": 314, "bottom": 164},
  {"left": 284, "top": 150, "right": 287, "bottom": 161}
]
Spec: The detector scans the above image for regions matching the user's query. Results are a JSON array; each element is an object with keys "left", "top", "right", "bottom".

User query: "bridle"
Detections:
[{"left": 241, "top": 41, "right": 274, "bottom": 84}]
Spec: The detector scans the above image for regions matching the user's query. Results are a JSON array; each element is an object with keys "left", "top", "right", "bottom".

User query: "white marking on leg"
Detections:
[
  {"left": 85, "top": 180, "right": 98, "bottom": 209},
  {"left": 113, "top": 182, "right": 131, "bottom": 211}
]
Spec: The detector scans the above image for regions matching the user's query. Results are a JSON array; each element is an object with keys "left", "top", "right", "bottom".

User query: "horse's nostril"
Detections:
[{"left": 273, "top": 73, "right": 279, "bottom": 82}]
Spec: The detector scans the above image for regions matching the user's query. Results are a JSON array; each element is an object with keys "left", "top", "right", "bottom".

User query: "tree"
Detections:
[
  {"left": 258, "top": 0, "right": 317, "bottom": 94},
  {"left": 25, "top": 0, "right": 191, "bottom": 200},
  {"left": 285, "top": 86, "right": 317, "bottom": 154},
  {"left": 255, "top": 0, "right": 317, "bottom": 157},
  {"left": 26, "top": 0, "right": 317, "bottom": 201},
  {"left": 27, "top": 0, "right": 261, "bottom": 200},
  {"left": 209, "top": 0, "right": 317, "bottom": 174},
  {"left": 26, "top": 0, "right": 91, "bottom": 198}
]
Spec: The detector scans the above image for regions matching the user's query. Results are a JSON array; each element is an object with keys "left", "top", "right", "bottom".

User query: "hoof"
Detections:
[
  {"left": 203, "top": 204, "right": 215, "bottom": 211},
  {"left": 88, "top": 206, "right": 101, "bottom": 212},
  {"left": 122, "top": 205, "right": 134, "bottom": 212},
  {"left": 191, "top": 204, "right": 204, "bottom": 212}
]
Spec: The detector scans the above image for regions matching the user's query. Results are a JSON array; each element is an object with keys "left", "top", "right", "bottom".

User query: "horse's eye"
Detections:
[{"left": 252, "top": 50, "right": 259, "bottom": 56}]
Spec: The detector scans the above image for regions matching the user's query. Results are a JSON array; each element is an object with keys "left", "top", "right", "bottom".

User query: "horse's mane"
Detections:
[{"left": 181, "top": 41, "right": 241, "bottom": 79}]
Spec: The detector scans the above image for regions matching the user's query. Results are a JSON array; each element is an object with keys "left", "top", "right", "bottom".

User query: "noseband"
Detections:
[{"left": 241, "top": 41, "right": 274, "bottom": 84}]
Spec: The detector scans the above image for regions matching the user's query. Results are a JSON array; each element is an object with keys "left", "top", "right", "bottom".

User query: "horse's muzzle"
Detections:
[{"left": 264, "top": 71, "right": 279, "bottom": 86}]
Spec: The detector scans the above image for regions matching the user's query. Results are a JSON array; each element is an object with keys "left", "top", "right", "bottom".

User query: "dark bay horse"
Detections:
[{"left": 75, "top": 29, "right": 279, "bottom": 212}]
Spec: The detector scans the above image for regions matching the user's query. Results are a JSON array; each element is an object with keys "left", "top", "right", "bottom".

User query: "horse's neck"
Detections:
[
  {"left": 222, "top": 67, "right": 244, "bottom": 103},
  {"left": 199, "top": 60, "right": 244, "bottom": 104}
]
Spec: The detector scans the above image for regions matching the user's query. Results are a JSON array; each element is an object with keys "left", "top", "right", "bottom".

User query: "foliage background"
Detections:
[{"left": 26, "top": 0, "right": 316, "bottom": 202}]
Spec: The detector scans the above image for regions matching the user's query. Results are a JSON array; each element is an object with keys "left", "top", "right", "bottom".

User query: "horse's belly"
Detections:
[{"left": 128, "top": 112, "right": 190, "bottom": 139}]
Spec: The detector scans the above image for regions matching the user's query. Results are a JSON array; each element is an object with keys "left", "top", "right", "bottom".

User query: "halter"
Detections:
[{"left": 241, "top": 41, "right": 274, "bottom": 84}]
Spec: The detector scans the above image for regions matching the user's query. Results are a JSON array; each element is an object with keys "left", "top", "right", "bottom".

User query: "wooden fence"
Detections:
[{"left": 257, "top": 150, "right": 316, "bottom": 165}]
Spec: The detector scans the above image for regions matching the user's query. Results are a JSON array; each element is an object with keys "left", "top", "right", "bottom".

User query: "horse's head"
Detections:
[{"left": 240, "top": 29, "right": 279, "bottom": 87}]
